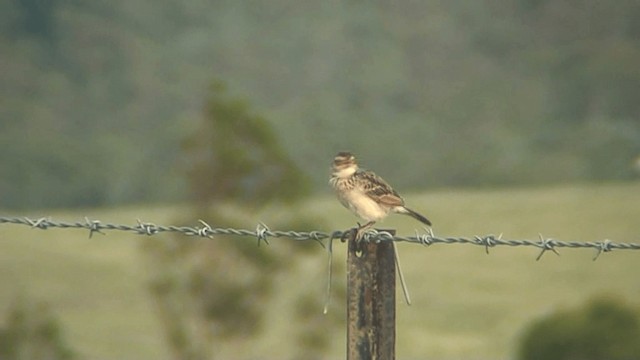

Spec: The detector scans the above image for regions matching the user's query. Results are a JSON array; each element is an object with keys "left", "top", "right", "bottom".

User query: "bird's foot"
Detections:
[{"left": 354, "top": 221, "right": 375, "bottom": 242}]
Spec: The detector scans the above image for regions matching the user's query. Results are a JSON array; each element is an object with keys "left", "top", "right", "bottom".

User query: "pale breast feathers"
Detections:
[{"left": 355, "top": 171, "right": 405, "bottom": 207}]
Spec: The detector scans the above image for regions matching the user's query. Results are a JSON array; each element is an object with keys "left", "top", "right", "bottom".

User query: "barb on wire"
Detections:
[
  {"left": 195, "top": 219, "right": 214, "bottom": 239},
  {"left": 136, "top": 219, "right": 159, "bottom": 236},
  {"left": 415, "top": 227, "right": 434, "bottom": 246},
  {"left": 256, "top": 222, "right": 270, "bottom": 246},
  {"left": 1, "top": 216, "right": 640, "bottom": 261},
  {"left": 474, "top": 233, "right": 502, "bottom": 254},
  {"left": 85, "top": 217, "right": 105, "bottom": 238},
  {"left": 536, "top": 233, "right": 560, "bottom": 261},
  {"left": 593, "top": 239, "right": 612, "bottom": 261},
  {"left": 27, "top": 217, "right": 50, "bottom": 229}
]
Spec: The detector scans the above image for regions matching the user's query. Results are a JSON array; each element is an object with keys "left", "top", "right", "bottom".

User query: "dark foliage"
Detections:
[{"left": 518, "top": 296, "right": 640, "bottom": 360}]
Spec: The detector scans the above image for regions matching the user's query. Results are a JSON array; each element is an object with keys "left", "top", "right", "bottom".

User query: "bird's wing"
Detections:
[{"left": 356, "top": 170, "right": 405, "bottom": 207}]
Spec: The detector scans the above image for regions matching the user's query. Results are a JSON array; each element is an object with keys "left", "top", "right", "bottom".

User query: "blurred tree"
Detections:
[
  {"left": 0, "top": 297, "right": 75, "bottom": 360},
  {"left": 518, "top": 296, "right": 640, "bottom": 360},
  {"left": 182, "top": 81, "right": 310, "bottom": 206},
  {"left": 13, "top": 0, "right": 58, "bottom": 41},
  {"left": 144, "top": 81, "right": 340, "bottom": 359}
]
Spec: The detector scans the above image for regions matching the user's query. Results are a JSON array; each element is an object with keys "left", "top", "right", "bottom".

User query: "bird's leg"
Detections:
[{"left": 355, "top": 221, "right": 375, "bottom": 242}]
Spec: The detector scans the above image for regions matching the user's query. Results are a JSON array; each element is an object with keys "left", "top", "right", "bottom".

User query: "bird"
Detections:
[{"left": 329, "top": 151, "right": 432, "bottom": 241}]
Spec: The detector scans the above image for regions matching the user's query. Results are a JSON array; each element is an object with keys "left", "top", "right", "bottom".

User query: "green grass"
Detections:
[{"left": 1, "top": 182, "right": 639, "bottom": 359}]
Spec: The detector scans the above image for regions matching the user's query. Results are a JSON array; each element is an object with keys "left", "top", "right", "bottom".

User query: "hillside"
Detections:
[{"left": 2, "top": 0, "right": 639, "bottom": 209}]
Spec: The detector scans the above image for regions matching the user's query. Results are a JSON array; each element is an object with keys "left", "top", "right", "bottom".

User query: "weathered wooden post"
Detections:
[{"left": 346, "top": 229, "right": 396, "bottom": 360}]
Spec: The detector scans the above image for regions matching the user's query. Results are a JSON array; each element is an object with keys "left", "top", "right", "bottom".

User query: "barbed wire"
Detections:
[{"left": 1, "top": 215, "right": 639, "bottom": 261}]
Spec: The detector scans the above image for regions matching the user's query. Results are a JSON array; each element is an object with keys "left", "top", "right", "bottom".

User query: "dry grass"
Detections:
[{"left": 1, "top": 182, "right": 639, "bottom": 359}]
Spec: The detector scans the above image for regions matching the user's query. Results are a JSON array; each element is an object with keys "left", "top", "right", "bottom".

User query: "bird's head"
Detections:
[{"left": 332, "top": 151, "right": 358, "bottom": 178}]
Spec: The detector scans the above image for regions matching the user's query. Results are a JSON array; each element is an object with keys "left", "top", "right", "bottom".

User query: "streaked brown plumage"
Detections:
[{"left": 329, "top": 152, "right": 431, "bottom": 238}]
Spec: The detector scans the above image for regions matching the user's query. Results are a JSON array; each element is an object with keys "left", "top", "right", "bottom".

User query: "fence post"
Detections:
[{"left": 346, "top": 229, "right": 396, "bottom": 360}]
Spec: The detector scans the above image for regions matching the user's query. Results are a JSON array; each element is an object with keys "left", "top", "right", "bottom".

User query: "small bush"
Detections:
[
  {"left": 0, "top": 297, "right": 75, "bottom": 360},
  {"left": 518, "top": 296, "right": 640, "bottom": 360}
]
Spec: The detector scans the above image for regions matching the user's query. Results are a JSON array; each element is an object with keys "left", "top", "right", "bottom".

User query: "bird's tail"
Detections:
[{"left": 399, "top": 207, "right": 432, "bottom": 226}]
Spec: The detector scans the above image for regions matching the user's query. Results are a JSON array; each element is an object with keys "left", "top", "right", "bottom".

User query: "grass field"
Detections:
[{"left": 1, "top": 182, "right": 639, "bottom": 359}]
